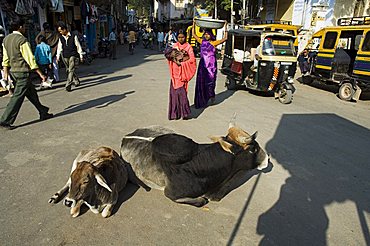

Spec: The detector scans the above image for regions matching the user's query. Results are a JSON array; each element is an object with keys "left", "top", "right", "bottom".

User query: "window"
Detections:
[
  {"left": 338, "top": 38, "right": 351, "bottom": 49},
  {"left": 362, "top": 32, "right": 370, "bottom": 51},
  {"left": 323, "top": 32, "right": 338, "bottom": 49},
  {"left": 355, "top": 35, "right": 362, "bottom": 50},
  {"left": 262, "top": 36, "right": 296, "bottom": 56}
]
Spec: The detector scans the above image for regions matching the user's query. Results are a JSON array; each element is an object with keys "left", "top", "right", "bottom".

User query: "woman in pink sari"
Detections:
[{"left": 166, "top": 30, "right": 196, "bottom": 120}]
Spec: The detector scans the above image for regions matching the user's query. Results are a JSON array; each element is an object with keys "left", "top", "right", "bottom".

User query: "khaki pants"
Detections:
[{"left": 62, "top": 56, "right": 79, "bottom": 88}]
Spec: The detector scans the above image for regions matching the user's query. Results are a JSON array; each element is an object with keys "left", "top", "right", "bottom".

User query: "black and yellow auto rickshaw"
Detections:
[
  {"left": 244, "top": 21, "right": 301, "bottom": 51},
  {"left": 304, "top": 16, "right": 370, "bottom": 101},
  {"left": 221, "top": 29, "right": 297, "bottom": 104}
]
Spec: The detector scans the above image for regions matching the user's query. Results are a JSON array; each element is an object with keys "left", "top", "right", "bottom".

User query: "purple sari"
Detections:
[{"left": 194, "top": 40, "right": 217, "bottom": 108}]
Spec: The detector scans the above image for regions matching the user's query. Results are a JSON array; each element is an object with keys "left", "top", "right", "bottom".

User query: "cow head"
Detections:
[
  {"left": 64, "top": 161, "right": 112, "bottom": 211},
  {"left": 210, "top": 122, "right": 269, "bottom": 171}
]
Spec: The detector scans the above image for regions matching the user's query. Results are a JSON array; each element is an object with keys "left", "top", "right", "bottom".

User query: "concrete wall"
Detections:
[
  {"left": 277, "top": 0, "right": 294, "bottom": 21},
  {"left": 332, "top": 0, "right": 370, "bottom": 25}
]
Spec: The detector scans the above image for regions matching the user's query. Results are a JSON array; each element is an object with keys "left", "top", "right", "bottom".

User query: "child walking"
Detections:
[{"left": 35, "top": 35, "right": 53, "bottom": 88}]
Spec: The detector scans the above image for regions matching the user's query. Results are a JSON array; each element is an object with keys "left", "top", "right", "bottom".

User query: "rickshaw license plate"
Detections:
[{"left": 281, "top": 62, "right": 292, "bottom": 65}]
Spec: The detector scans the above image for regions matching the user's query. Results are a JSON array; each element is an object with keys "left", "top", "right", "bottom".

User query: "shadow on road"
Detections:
[
  {"left": 189, "top": 89, "right": 235, "bottom": 119},
  {"left": 56, "top": 90, "right": 135, "bottom": 117},
  {"left": 253, "top": 114, "right": 370, "bottom": 245},
  {"left": 15, "top": 91, "right": 135, "bottom": 128},
  {"left": 73, "top": 74, "right": 133, "bottom": 91},
  {"left": 297, "top": 77, "right": 370, "bottom": 101}
]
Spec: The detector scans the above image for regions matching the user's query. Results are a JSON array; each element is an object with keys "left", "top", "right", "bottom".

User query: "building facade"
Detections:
[
  {"left": 0, "top": 0, "right": 128, "bottom": 51},
  {"left": 154, "top": 0, "right": 194, "bottom": 23}
]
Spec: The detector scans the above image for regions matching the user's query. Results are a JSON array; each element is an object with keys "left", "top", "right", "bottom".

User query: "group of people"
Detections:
[
  {"left": 166, "top": 21, "right": 228, "bottom": 120},
  {"left": 0, "top": 19, "right": 86, "bottom": 130}
]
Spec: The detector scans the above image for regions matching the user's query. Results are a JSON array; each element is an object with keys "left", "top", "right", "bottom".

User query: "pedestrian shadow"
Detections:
[
  {"left": 253, "top": 114, "right": 370, "bottom": 245},
  {"left": 73, "top": 74, "right": 133, "bottom": 91},
  {"left": 189, "top": 89, "right": 235, "bottom": 119},
  {"left": 15, "top": 91, "right": 135, "bottom": 128},
  {"left": 55, "top": 91, "right": 135, "bottom": 117}
]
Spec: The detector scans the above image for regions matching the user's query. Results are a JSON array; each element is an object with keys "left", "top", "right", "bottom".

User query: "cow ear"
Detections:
[
  {"left": 209, "top": 136, "right": 234, "bottom": 154},
  {"left": 219, "top": 140, "right": 234, "bottom": 154},
  {"left": 95, "top": 174, "right": 112, "bottom": 192}
]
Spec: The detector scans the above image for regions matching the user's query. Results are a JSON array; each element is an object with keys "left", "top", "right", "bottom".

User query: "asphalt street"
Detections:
[{"left": 0, "top": 44, "right": 369, "bottom": 245}]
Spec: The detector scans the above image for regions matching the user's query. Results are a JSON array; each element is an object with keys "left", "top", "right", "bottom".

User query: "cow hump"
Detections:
[{"left": 152, "top": 134, "right": 198, "bottom": 164}]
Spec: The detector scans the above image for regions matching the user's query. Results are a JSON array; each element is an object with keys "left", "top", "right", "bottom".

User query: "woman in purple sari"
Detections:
[{"left": 192, "top": 21, "right": 228, "bottom": 108}]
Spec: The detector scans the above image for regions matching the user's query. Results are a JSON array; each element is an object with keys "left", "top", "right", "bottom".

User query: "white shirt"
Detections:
[
  {"left": 56, "top": 32, "right": 83, "bottom": 60},
  {"left": 157, "top": 32, "right": 164, "bottom": 42}
]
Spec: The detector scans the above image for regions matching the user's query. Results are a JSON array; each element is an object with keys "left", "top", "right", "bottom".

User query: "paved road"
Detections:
[{"left": 1, "top": 45, "right": 369, "bottom": 246}]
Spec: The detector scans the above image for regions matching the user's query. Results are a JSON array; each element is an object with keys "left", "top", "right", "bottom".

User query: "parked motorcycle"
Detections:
[{"left": 98, "top": 37, "right": 110, "bottom": 58}]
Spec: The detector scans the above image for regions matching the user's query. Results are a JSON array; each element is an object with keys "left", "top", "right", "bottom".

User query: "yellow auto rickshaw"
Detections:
[
  {"left": 304, "top": 16, "right": 370, "bottom": 101},
  {"left": 244, "top": 21, "right": 300, "bottom": 51}
]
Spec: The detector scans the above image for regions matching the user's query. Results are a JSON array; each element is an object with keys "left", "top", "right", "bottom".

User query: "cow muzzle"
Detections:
[
  {"left": 257, "top": 153, "right": 270, "bottom": 171},
  {"left": 64, "top": 198, "right": 75, "bottom": 208}
]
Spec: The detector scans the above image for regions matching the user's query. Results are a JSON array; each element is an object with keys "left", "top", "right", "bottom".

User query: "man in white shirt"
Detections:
[
  {"left": 157, "top": 29, "right": 164, "bottom": 52},
  {"left": 108, "top": 28, "right": 117, "bottom": 59},
  {"left": 56, "top": 22, "right": 84, "bottom": 92}
]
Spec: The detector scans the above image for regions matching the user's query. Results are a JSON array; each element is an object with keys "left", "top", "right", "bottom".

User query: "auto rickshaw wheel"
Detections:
[
  {"left": 225, "top": 77, "right": 237, "bottom": 90},
  {"left": 338, "top": 83, "right": 354, "bottom": 101},
  {"left": 277, "top": 88, "right": 293, "bottom": 104}
]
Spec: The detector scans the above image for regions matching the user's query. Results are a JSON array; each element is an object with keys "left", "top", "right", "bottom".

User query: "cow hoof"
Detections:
[
  {"left": 101, "top": 205, "right": 113, "bottom": 218},
  {"left": 48, "top": 193, "right": 60, "bottom": 204},
  {"left": 175, "top": 197, "right": 209, "bottom": 207},
  {"left": 102, "top": 210, "right": 111, "bottom": 218},
  {"left": 208, "top": 197, "right": 222, "bottom": 202},
  {"left": 71, "top": 212, "right": 80, "bottom": 218}
]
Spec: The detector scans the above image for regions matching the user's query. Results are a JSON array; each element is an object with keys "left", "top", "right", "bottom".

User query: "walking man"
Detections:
[
  {"left": 0, "top": 19, "right": 53, "bottom": 130},
  {"left": 109, "top": 28, "right": 117, "bottom": 59},
  {"left": 56, "top": 22, "right": 84, "bottom": 92},
  {"left": 157, "top": 29, "right": 164, "bottom": 52}
]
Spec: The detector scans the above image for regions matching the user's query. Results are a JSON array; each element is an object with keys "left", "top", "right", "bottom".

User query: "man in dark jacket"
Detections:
[
  {"left": 0, "top": 19, "right": 53, "bottom": 130},
  {"left": 56, "top": 22, "right": 84, "bottom": 92}
]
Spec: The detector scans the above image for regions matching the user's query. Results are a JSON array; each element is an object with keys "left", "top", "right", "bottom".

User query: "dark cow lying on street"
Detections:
[
  {"left": 48, "top": 147, "right": 137, "bottom": 218},
  {"left": 120, "top": 124, "right": 269, "bottom": 207}
]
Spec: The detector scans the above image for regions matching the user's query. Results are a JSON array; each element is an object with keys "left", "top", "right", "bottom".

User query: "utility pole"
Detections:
[
  {"left": 231, "top": 0, "right": 234, "bottom": 28},
  {"left": 242, "top": 0, "right": 246, "bottom": 26},
  {"left": 215, "top": 0, "right": 217, "bottom": 19}
]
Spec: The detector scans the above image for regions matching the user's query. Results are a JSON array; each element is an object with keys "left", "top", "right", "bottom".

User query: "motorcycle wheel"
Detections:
[{"left": 277, "top": 88, "right": 293, "bottom": 104}]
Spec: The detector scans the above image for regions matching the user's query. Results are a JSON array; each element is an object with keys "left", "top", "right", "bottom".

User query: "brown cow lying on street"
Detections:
[{"left": 48, "top": 146, "right": 145, "bottom": 218}]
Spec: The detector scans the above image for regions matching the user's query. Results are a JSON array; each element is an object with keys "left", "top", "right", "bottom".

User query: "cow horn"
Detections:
[
  {"left": 95, "top": 174, "right": 112, "bottom": 192},
  {"left": 228, "top": 112, "right": 237, "bottom": 129},
  {"left": 239, "top": 132, "right": 258, "bottom": 144}
]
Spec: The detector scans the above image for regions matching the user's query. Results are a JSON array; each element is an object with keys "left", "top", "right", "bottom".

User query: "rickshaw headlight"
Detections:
[{"left": 287, "top": 76, "right": 294, "bottom": 83}]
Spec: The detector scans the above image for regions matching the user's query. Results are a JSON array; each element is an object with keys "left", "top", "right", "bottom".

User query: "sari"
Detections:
[
  {"left": 194, "top": 39, "right": 217, "bottom": 108},
  {"left": 168, "top": 42, "right": 196, "bottom": 120}
]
